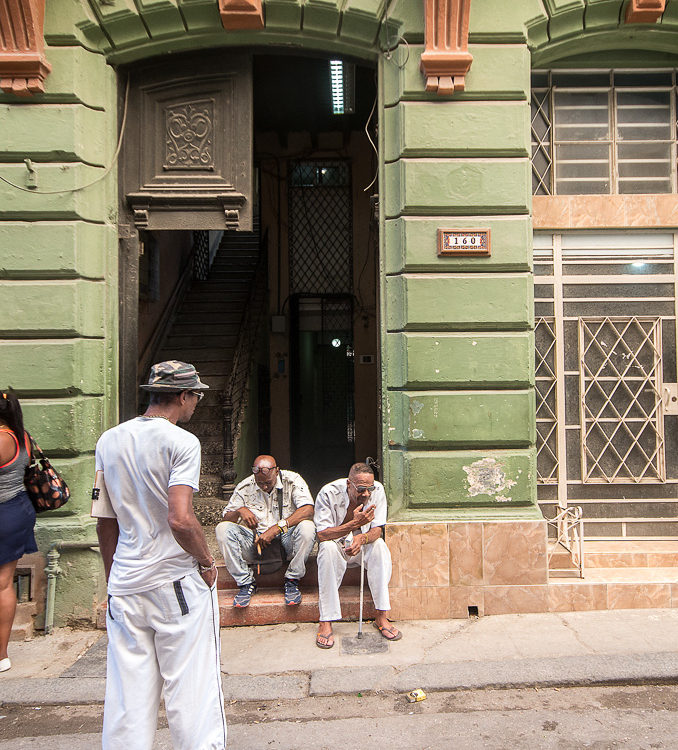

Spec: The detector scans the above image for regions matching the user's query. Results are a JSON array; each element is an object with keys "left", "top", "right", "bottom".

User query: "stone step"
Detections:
[
  {"left": 171, "top": 322, "right": 240, "bottom": 336},
  {"left": 215, "top": 558, "right": 361, "bottom": 592},
  {"left": 161, "top": 334, "right": 238, "bottom": 350},
  {"left": 10, "top": 601, "right": 37, "bottom": 641},
  {"left": 218, "top": 586, "right": 375, "bottom": 627},
  {"left": 551, "top": 540, "right": 678, "bottom": 570},
  {"left": 158, "top": 347, "right": 237, "bottom": 362},
  {"left": 180, "top": 299, "right": 248, "bottom": 314}
]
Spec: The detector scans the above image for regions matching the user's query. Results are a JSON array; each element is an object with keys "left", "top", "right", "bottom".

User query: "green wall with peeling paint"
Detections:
[{"left": 4, "top": 0, "right": 678, "bottom": 622}]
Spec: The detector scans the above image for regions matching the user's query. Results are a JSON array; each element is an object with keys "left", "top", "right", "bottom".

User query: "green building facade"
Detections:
[{"left": 2, "top": 0, "right": 678, "bottom": 625}]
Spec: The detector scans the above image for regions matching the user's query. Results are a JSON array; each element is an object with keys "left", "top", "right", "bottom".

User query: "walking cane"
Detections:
[{"left": 357, "top": 543, "right": 365, "bottom": 639}]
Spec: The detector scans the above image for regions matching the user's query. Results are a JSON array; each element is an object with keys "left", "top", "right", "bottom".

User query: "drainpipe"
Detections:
[{"left": 44, "top": 540, "right": 99, "bottom": 635}]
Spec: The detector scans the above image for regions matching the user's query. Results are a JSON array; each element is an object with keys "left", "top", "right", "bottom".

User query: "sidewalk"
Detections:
[{"left": 2, "top": 609, "right": 678, "bottom": 705}]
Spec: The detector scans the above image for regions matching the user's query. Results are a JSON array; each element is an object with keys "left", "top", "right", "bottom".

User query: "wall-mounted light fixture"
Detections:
[{"left": 329, "top": 59, "right": 355, "bottom": 115}]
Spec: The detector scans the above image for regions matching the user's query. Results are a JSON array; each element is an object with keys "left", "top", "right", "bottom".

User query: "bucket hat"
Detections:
[{"left": 139, "top": 360, "right": 210, "bottom": 392}]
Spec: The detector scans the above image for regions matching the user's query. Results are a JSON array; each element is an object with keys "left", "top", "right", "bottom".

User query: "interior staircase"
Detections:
[{"left": 155, "top": 228, "right": 262, "bottom": 525}]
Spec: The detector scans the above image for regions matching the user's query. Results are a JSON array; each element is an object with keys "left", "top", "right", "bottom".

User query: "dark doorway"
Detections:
[{"left": 290, "top": 295, "right": 355, "bottom": 494}]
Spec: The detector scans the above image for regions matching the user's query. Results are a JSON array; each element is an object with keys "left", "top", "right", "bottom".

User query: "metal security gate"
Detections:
[
  {"left": 288, "top": 160, "right": 355, "bottom": 492},
  {"left": 535, "top": 232, "right": 678, "bottom": 539}
]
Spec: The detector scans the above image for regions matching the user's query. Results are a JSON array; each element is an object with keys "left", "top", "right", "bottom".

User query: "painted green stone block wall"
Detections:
[
  {"left": 0, "top": 36, "right": 118, "bottom": 625},
  {"left": 380, "top": 4, "right": 537, "bottom": 517}
]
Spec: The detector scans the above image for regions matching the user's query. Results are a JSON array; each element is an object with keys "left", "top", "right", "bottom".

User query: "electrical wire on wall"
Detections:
[{"left": 0, "top": 76, "right": 130, "bottom": 195}]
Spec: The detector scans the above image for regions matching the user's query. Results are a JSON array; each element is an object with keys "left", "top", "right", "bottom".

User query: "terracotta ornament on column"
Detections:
[
  {"left": 420, "top": 0, "right": 473, "bottom": 96},
  {"left": 0, "top": 0, "right": 51, "bottom": 96},
  {"left": 625, "top": 0, "right": 666, "bottom": 23},
  {"left": 219, "top": 0, "right": 264, "bottom": 30}
]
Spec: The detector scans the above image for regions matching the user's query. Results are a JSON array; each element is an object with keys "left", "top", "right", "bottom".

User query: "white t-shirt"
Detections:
[
  {"left": 314, "top": 478, "right": 388, "bottom": 543},
  {"left": 93, "top": 416, "right": 201, "bottom": 595}
]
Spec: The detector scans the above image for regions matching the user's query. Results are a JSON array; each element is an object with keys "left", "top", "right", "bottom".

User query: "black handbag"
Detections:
[{"left": 24, "top": 433, "right": 70, "bottom": 513}]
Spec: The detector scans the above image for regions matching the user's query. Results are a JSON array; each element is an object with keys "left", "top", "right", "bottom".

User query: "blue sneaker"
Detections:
[
  {"left": 233, "top": 582, "right": 257, "bottom": 608},
  {"left": 284, "top": 579, "right": 301, "bottom": 606}
]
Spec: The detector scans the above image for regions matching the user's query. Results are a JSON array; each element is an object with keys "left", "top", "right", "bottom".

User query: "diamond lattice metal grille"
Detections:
[
  {"left": 289, "top": 162, "right": 352, "bottom": 295},
  {"left": 536, "top": 317, "right": 558, "bottom": 484},
  {"left": 531, "top": 87, "right": 553, "bottom": 196},
  {"left": 579, "top": 316, "right": 665, "bottom": 483}
]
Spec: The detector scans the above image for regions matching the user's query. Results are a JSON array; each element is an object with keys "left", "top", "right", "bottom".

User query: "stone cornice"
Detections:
[
  {"left": 0, "top": 0, "right": 51, "bottom": 96},
  {"left": 420, "top": 0, "right": 473, "bottom": 96},
  {"left": 625, "top": 0, "right": 666, "bottom": 24},
  {"left": 219, "top": 0, "right": 264, "bottom": 30}
]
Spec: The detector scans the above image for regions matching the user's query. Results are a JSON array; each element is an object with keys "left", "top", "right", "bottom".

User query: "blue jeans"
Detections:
[{"left": 215, "top": 520, "right": 316, "bottom": 586}]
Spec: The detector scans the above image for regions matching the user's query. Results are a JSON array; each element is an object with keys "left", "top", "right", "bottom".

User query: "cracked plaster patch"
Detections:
[
  {"left": 463, "top": 457, "right": 517, "bottom": 498},
  {"left": 410, "top": 400, "right": 424, "bottom": 415},
  {"left": 411, "top": 428, "right": 424, "bottom": 439}
]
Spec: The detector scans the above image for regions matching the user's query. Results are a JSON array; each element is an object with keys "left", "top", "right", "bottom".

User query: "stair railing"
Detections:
[
  {"left": 220, "top": 248, "right": 268, "bottom": 497},
  {"left": 547, "top": 505, "right": 585, "bottom": 578}
]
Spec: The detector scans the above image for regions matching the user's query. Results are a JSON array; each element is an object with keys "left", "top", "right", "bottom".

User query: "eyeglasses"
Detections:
[
  {"left": 189, "top": 390, "right": 204, "bottom": 402},
  {"left": 349, "top": 479, "right": 376, "bottom": 494},
  {"left": 252, "top": 465, "right": 277, "bottom": 475}
]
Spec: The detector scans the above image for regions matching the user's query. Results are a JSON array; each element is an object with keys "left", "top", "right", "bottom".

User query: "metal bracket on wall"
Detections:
[{"left": 662, "top": 384, "right": 678, "bottom": 415}]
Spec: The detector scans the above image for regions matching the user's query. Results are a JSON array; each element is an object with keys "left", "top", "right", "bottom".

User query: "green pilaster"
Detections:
[
  {"left": 379, "top": 7, "right": 537, "bottom": 519},
  {"left": 0, "top": 40, "right": 118, "bottom": 625}
]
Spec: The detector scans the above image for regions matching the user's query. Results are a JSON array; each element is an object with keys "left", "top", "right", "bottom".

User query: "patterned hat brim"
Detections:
[{"left": 139, "top": 380, "right": 210, "bottom": 391}]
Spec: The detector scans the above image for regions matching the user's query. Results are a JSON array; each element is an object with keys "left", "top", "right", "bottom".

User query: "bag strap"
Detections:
[
  {"left": 277, "top": 487, "right": 284, "bottom": 520},
  {"left": 26, "top": 432, "right": 43, "bottom": 462}
]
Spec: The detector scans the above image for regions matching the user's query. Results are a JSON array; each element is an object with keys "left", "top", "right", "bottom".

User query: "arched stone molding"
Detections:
[
  {"left": 420, "top": 0, "right": 473, "bottom": 96},
  {"left": 74, "top": 0, "right": 411, "bottom": 66},
  {"left": 0, "top": 0, "right": 51, "bottom": 96},
  {"left": 525, "top": 0, "right": 678, "bottom": 66}
]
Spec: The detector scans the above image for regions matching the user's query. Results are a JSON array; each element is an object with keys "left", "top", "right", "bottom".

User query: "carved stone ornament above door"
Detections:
[
  {"left": 0, "top": 0, "right": 51, "bottom": 96},
  {"left": 624, "top": 0, "right": 666, "bottom": 23},
  {"left": 219, "top": 0, "right": 264, "bottom": 30},
  {"left": 123, "top": 53, "right": 253, "bottom": 232},
  {"left": 420, "top": 0, "right": 473, "bottom": 96}
]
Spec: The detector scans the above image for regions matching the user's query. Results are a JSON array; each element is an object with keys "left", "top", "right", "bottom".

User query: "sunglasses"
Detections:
[
  {"left": 189, "top": 390, "right": 204, "bottom": 402},
  {"left": 349, "top": 479, "right": 376, "bottom": 494},
  {"left": 252, "top": 465, "right": 278, "bottom": 475}
]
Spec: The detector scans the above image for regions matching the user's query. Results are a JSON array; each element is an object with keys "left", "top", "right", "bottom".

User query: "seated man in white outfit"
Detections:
[
  {"left": 314, "top": 462, "right": 402, "bottom": 649},
  {"left": 216, "top": 455, "right": 315, "bottom": 607}
]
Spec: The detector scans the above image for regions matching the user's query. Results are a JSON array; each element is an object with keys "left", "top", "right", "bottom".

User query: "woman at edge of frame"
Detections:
[{"left": 0, "top": 391, "right": 38, "bottom": 673}]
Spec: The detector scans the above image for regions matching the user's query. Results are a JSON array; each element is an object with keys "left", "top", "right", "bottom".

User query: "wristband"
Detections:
[{"left": 198, "top": 558, "right": 216, "bottom": 572}]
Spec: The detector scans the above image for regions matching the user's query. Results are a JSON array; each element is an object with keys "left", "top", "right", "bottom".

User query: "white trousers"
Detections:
[
  {"left": 317, "top": 538, "right": 392, "bottom": 622},
  {"left": 103, "top": 571, "right": 226, "bottom": 750}
]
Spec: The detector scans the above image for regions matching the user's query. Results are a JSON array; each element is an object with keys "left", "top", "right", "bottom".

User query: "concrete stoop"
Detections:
[{"left": 10, "top": 601, "right": 37, "bottom": 641}]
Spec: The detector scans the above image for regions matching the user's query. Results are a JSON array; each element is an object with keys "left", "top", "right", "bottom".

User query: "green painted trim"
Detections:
[{"left": 389, "top": 505, "right": 545, "bottom": 522}]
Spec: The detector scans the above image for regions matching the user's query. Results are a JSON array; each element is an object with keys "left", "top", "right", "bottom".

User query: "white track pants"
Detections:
[
  {"left": 317, "top": 538, "right": 392, "bottom": 622},
  {"left": 103, "top": 571, "right": 226, "bottom": 750}
]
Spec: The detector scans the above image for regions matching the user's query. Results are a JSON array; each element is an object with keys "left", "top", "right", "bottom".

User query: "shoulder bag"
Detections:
[{"left": 24, "top": 433, "right": 70, "bottom": 513}]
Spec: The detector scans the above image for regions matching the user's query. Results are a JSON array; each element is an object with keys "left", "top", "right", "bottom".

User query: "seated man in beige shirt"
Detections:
[{"left": 216, "top": 455, "right": 315, "bottom": 607}]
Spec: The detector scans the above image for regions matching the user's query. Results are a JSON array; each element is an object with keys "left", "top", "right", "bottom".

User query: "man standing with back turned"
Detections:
[{"left": 93, "top": 361, "right": 226, "bottom": 750}]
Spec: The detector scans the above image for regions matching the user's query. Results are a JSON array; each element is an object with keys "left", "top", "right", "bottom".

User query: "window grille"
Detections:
[
  {"left": 531, "top": 70, "right": 677, "bottom": 196},
  {"left": 288, "top": 161, "right": 353, "bottom": 295},
  {"left": 534, "top": 231, "right": 678, "bottom": 538}
]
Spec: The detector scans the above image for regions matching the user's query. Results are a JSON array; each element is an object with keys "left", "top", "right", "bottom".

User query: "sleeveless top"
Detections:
[{"left": 0, "top": 428, "right": 30, "bottom": 502}]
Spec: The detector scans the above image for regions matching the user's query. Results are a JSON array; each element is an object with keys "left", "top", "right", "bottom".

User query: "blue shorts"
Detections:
[{"left": 0, "top": 490, "right": 38, "bottom": 566}]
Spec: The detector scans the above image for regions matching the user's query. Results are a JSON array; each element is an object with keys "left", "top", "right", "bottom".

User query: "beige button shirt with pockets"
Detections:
[{"left": 223, "top": 470, "right": 314, "bottom": 535}]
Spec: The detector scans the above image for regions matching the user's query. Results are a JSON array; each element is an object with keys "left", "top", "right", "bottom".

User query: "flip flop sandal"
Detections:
[
  {"left": 373, "top": 622, "right": 402, "bottom": 641},
  {"left": 315, "top": 633, "right": 334, "bottom": 649}
]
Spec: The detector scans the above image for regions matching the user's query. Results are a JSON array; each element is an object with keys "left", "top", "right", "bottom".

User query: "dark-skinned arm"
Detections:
[
  {"left": 168, "top": 485, "right": 217, "bottom": 586},
  {"left": 257, "top": 503, "right": 314, "bottom": 546},
  {"left": 96, "top": 517, "right": 119, "bottom": 582},
  {"left": 316, "top": 503, "right": 375, "bottom": 543},
  {"left": 345, "top": 524, "right": 382, "bottom": 556}
]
